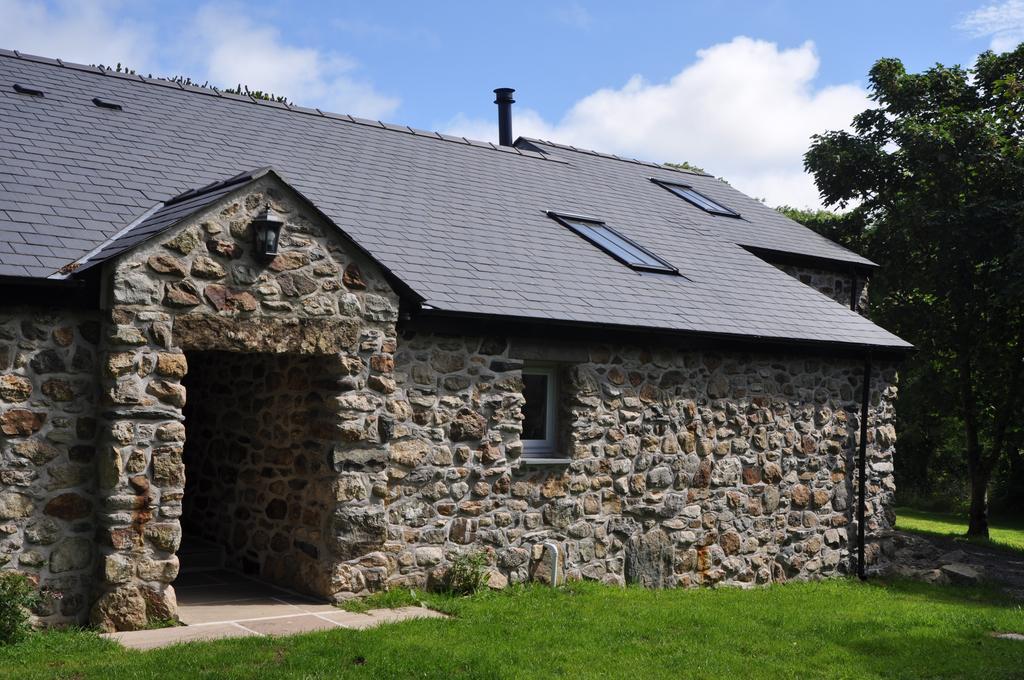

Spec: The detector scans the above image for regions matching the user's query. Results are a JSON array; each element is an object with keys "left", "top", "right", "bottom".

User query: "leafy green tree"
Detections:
[
  {"left": 780, "top": 206, "right": 973, "bottom": 510},
  {"left": 775, "top": 206, "right": 867, "bottom": 254},
  {"left": 804, "top": 48, "right": 1024, "bottom": 537}
]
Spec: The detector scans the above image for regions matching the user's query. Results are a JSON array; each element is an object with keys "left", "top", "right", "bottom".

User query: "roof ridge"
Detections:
[
  {"left": 0, "top": 48, "right": 567, "bottom": 164},
  {"left": 517, "top": 137, "right": 714, "bottom": 177}
]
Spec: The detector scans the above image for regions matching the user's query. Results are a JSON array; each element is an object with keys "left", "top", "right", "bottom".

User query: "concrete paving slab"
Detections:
[
  {"left": 241, "top": 614, "right": 344, "bottom": 636},
  {"left": 102, "top": 623, "right": 254, "bottom": 650},
  {"left": 103, "top": 568, "right": 448, "bottom": 650},
  {"left": 105, "top": 606, "right": 448, "bottom": 649},
  {"left": 289, "top": 601, "right": 343, "bottom": 614},
  {"left": 177, "top": 598, "right": 308, "bottom": 625},
  {"left": 319, "top": 607, "right": 446, "bottom": 630},
  {"left": 317, "top": 610, "right": 380, "bottom": 628}
]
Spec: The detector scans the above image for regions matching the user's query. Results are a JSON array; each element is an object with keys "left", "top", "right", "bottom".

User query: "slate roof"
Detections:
[
  {"left": 0, "top": 50, "right": 909, "bottom": 350},
  {"left": 66, "top": 170, "right": 255, "bottom": 275}
]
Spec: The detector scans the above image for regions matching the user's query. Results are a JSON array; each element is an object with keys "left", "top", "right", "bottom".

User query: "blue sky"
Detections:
[{"left": 1, "top": 1, "right": 1021, "bottom": 207}]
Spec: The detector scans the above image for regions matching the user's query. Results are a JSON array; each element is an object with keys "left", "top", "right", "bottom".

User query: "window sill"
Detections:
[{"left": 519, "top": 457, "right": 572, "bottom": 466}]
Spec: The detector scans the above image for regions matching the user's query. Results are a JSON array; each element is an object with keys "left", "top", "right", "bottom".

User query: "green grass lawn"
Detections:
[
  {"left": 2, "top": 579, "right": 1022, "bottom": 679},
  {"left": 896, "top": 507, "right": 1024, "bottom": 554}
]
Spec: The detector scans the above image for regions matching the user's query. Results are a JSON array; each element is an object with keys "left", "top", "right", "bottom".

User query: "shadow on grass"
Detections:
[
  {"left": 901, "top": 526, "right": 1024, "bottom": 558},
  {"left": 829, "top": 621, "right": 1023, "bottom": 680},
  {"left": 865, "top": 577, "right": 1023, "bottom": 609},
  {"left": 895, "top": 507, "right": 1024, "bottom": 557}
]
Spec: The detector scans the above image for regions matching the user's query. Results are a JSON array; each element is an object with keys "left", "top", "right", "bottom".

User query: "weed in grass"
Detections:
[
  {"left": 142, "top": 618, "right": 182, "bottom": 630},
  {"left": 337, "top": 588, "right": 430, "bottom": 613},
  {"left": 444, "top": 549, "right": 490, "bottom": 595}
]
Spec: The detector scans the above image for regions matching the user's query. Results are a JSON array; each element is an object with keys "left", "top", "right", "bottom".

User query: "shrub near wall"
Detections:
[{"left": 0, "top": 571, "right": 41, "bottom": 644}]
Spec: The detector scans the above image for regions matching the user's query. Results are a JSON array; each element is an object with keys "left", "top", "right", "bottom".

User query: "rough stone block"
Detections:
[
  {"left": 0, "top": 374, "right": 32, "bottom": 402},
  {"left": 0, "top": 409, "right": 46, "bottom": 435},
  {"left": 50, "top": 537, "right": 93, "bottom": 573},
  {"left": 0, "top": 492, "right": 34, "bottom": 519},
  {"left": 91, "top": 586, "right": 148, "bottom": 632}
]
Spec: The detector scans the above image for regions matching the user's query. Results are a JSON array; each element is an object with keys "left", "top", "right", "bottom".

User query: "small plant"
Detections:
[
  {"left": 143, "top": 618, "right": 182, "bottom": 630},
  {"left": 91, "top": 62, "right": 291, "bottom": 103},
  {"left": 0, "top": 572, "right": 41, "bottom": 645},
  {"left": 338, "top": 587, "right": 428, "bottom": 613},
  {"left": 444, "top": 550, "right": 491, "bottom": 595}
]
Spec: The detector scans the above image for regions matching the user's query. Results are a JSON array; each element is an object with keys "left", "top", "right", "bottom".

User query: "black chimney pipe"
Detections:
[{"left": 494, "top": 87, "right": 515, "bottom": 146}]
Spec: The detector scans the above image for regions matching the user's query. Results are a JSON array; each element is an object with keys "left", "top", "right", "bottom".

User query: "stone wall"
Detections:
[
  {"left": 0, "top": 308, "right": 100, "bottom": 626},
  {"left": 373, "top": 333, "right": 897, "bottom": 590},
  {"left": 0, "top": 171, "right": 900, "bottom": 631},
  {"left": 777, "top": 264, "right": 868, "bottom": 314},
  {"left": 181, "top": 351, "right": 342, "bottom": 596},
  {"left": 92, "top": 173, "right": 400, "bottom": 630}
]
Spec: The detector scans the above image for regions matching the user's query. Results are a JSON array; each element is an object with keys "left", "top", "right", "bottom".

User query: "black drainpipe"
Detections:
[{"left": 857, "top": 353, "right": 872, "bottom": 580}]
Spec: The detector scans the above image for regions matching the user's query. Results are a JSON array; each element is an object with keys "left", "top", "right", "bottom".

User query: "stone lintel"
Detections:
[
  {"left": 173, "top": 315, "right": 360, "bottom": 355},
  {"left": 508, "top": 339, "right": 589, "bottom": 363}
]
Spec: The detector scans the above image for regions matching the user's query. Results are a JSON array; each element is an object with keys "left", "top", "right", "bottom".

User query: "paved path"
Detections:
[{"left": 102, "top": 570, "right": 446, "bottom": 650}]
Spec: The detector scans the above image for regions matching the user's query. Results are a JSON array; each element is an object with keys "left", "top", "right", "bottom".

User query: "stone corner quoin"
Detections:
[{"left": 0, "top": 175, "right": 898, "bottom": 631}]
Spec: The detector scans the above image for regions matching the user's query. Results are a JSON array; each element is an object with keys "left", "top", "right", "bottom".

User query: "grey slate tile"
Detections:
[{"left": 0, "top": 51, "right": 907, "bottom": 350}]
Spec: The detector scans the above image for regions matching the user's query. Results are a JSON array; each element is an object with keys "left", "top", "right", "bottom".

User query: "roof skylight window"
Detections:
[
  {"left": 547, "top": 212, "right": 677, "bottom": 274},
  {"left": 652, "top": 179, "right": 739, "bottom": 217}
]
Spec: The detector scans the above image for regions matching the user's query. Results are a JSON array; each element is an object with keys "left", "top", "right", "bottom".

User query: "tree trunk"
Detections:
[
  {"left": 955, "top": 328, "right": 991, "bottom": 539},
  {"left": 967, "top": 459, "right": 990, "bottom": 538}
]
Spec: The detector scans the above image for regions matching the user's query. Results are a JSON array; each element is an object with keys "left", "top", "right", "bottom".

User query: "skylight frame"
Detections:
[
  {"left": 546, "top": 211, "right": 679, "bottom": 274},
  {"left": 12, "top": 84, "right": 45, "bottom": 97},
  {"left": 651, "top": 178, "right": 741, "bottom": 218}
]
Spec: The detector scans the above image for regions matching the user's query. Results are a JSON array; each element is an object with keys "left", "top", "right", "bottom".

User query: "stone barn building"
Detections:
[{"left": 0, "top": 50, "right": 909, "bottom": 631}]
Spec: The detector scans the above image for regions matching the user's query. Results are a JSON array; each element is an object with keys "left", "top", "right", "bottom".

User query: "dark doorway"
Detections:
[{"left": 177, "top": 351, "right": 340, "bottom": 597}]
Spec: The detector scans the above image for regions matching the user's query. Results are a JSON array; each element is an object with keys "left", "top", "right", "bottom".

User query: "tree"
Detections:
[
  {"left": 804, "top": 47, "right": 1024, "bottom": 537},
  {"left": 779, "top": 206, "right": 972, "bottom": 511},
  {"left": 775, "top": 206, "right": 867, "bottom": 253}
]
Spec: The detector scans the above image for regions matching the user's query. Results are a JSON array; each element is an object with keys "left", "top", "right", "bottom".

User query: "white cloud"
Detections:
[
  {"left": 186, "top": 5, "right": 399, "bottom": 119},
  {"left": 0, "top": 0, "right": 156, "bottom": 70},
  {"left": 0, "top": 1, "right": 399, "bottom": 119},
  {"left": 959, "top": 0, "right": 1024, "bottom": 52},
  {"left": 447, "top": 37, "right": 867, "bottom": 208},
  {"left": 552, "top": 2, "right": 592, "bottom": 30}
]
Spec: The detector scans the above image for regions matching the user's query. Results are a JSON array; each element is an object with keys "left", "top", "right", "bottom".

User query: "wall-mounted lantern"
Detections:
[{"left": 251, "top": 208, "right": 285, "bottom": 263}]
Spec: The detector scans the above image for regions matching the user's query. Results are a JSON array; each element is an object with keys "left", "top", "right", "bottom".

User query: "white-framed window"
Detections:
[{"left": 521, "top": 365, "right": 558, "bottom": 457}]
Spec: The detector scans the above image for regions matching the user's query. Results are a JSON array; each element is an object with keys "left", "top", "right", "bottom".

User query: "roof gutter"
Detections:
[
  {"left": 0, "top": 275, "right": 85, "bottom": 288},
  {"left": 406, "top": 307, "right": 913, "bottom": 360},
  {"left": 0, "top": 272, "right": 98, "bottom": 309},
  {"left": 741, "top": 245, "right": 876, "bottom": 277}
]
